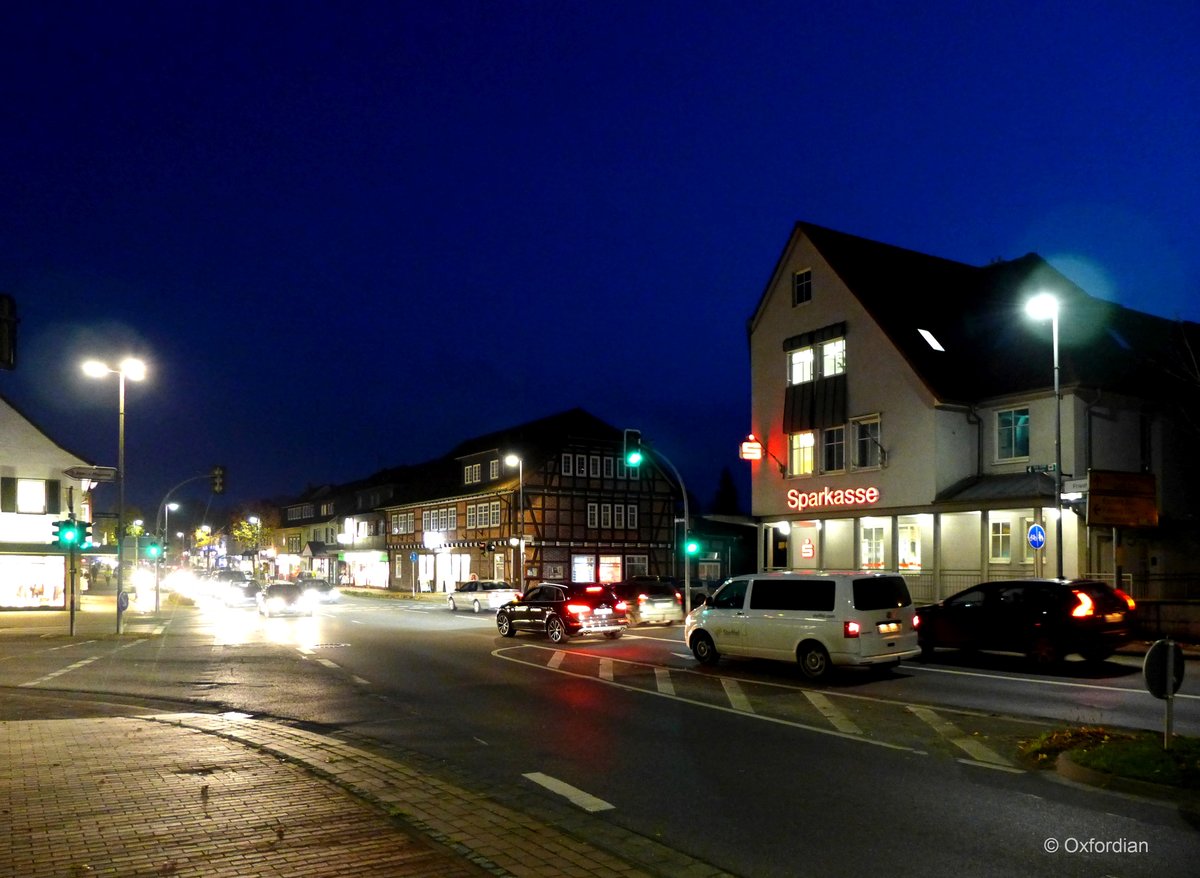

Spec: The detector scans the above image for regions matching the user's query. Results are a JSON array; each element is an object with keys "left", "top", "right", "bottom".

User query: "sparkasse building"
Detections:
[{"left": 746, "top": 221, "right": 1200, "bottom": 603}]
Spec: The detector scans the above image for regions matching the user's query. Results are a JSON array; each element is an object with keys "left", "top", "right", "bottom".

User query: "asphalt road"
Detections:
[{"left": 2, "top": 593, "right": 1197, "bottom": 877}]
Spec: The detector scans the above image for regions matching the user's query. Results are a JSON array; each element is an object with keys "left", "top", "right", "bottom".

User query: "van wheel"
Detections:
[
  {"left": 691, "top": 632, "right": 720, "bottom": 665},
  {"left": 798, "top": 643, "right": 831, "bottom": 680}
]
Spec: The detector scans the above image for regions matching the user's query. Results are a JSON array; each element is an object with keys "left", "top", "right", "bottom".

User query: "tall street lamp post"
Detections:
[
  {"left": 1025, "top": 293, "right": 1063, "bottom": 579},
  {"left": 154, "top": 502, "right": 178, "bottom": 612},
  {"left": 504, "top": 454, "right": 524, "bottom": 589},
  {"left": 82, "top": 357, "right": 146, "bottom": 633}
]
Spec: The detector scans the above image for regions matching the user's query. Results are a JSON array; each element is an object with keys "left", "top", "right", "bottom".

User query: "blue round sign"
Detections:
[{"left": 1027, "top": 524, "right": 1047, "bottom": 550}]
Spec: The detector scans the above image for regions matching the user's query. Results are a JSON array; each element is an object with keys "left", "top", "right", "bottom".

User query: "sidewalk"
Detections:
[{"left": 1, "top": 707, "right": 730, "bottom": 878}]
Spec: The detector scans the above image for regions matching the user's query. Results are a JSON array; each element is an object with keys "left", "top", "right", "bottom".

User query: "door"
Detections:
[{"left": 705, "top": 578, "right": 750, "bottom": 655}]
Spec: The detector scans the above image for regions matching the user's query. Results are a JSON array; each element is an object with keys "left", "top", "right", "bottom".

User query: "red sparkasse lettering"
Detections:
[{"left": 786, "top": 484, "right": 882, "bottom": 511}]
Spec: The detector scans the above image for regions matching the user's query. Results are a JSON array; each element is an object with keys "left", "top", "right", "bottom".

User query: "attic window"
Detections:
[
  {"left": 792, "top": 270, "right": 812, "bottom": 306},
  {"left": 918, "top": 329, "right": 945, "bottom": 352}
]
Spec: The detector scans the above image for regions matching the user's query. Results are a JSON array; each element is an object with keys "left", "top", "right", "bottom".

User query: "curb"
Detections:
[{"left": 1054, "top": 751, "right": 1200, "bottom": 807}]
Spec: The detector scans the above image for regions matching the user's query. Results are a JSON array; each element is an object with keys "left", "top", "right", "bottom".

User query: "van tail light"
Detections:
[
  {"left": 675, "top": 591, "right": 683, "bottom": 604},
  {"left": 1070, "top": 590, "right": 1095, "bottom": 618},
  {"left": 1114, "top": 588, "right": 1136, "bottom": 611},
  {"left": 912, "top": 613, "right": 921, "bottom": 629},
  {"left": 566, "top": 603, "right": 591, "bottom": 617},
  {"left": 638, "top": 593, "right": 649, "bottom": 604},
  {"left": 844, "top": 620, "right": 861, "bottom": 638}
]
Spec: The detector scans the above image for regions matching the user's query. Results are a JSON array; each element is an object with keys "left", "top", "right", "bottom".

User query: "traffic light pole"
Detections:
[{"left": 640, "top": 442, "right": 692, "bottom": 615}]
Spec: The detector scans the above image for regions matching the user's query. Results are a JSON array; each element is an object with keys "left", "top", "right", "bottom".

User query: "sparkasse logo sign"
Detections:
[{"left": 787, "top": 485, "right": 881, "bottom": 511}]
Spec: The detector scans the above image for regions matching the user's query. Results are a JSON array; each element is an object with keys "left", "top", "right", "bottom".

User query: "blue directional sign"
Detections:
[{"left": 1027, "top": 523, "right": 1047, "bottom": 550}]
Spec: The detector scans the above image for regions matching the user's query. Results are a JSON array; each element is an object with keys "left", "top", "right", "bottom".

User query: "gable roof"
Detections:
[{"left": 754, "top": 221, "right": 1199, "bottom": 407}]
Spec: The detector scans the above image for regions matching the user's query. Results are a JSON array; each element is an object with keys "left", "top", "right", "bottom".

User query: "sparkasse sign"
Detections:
[{"left": 787, "top": 485, "right": 881, "bottom": 512}]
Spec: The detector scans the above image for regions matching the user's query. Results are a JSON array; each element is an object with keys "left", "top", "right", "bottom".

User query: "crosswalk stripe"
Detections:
[{"left": 804, "top": 691, "right": 862, "bottom": 735}]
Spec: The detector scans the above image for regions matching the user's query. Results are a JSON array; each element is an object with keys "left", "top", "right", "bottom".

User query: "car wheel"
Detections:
[
  {"left": 496, "top": 612, "right": 515, "bottom": 637},
  {"left": 604, "top": 629, "right": 624, "bottom": 639},
  {"left": 691, "top": 632, "right": 719, "bottom": 665},
  {"left": 472, "top": 600, "right": 481, "bottom": 613},
  {"left": 1027, "top": 636, "right": 1059, "bottom": 667},
  {"left": 448, "top": 598, "right": 456, "bottom": 611},
  {"left": 546, "top": 614, "right": 568, "bottom": 644},
  {"left": 798, "top": 642, "right": 831, "bottom": 680}
]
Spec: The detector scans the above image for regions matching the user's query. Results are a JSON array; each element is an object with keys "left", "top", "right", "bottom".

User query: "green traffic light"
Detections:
[
  {"left": 626, "top": 449, "right": 643, "bottom": 466},
  {"left": 60, "top": 521, "right": 82, "bottom": 546},
  {"left": 145, "top": 542, "right": 162, "bottom": 559},
  {"left": 685, "top": 539, "right": 700, "bottom": 556}
]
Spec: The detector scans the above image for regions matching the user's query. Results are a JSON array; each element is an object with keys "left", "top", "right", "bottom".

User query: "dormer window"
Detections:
[{"left": 792, "top": 269, "right": 812, "bottom": 306}]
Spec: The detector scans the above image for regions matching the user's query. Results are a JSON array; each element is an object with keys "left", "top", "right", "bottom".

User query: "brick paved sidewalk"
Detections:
[{"left": 0, "top": 711, "right": 731, "bottom": 878}]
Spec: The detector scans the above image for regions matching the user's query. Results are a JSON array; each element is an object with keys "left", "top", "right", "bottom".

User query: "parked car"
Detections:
[
  {"left": 684, "top": 572, "right": 921, "bottom": 679},
  {"left": 256, "top": 581, "right": 315, "bottom": 617},
  {"left": 223, "top": 578, "right": 264, "bottom": 608},
  {"left": 496, "top": 583, "right": 628, "bottom": 643},
  {"left": 611, "top": 579, "right": 684, "bottom": 626},
  {"left": 448, "top": 580, "right": 521, "bottom": 613},
  {"left": 917, "top": 578, "right": 1136, "bottom": 665},
  {"left": 301, "top": 578, "right": 341, "bottom": 604}
]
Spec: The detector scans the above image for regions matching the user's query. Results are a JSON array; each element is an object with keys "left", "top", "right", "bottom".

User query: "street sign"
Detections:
[
  {"left": 1061, "top": 477, "right": 1089, "bottom": 494},
  {"left": 63, "top": 466, "right": 118, "bottom": 482},
  {"left": 1027, "top": 523, "right": 1046, "bottom": 550},
  {"left": 1144, "top": 639, "right": 1185, "bottom": 700},
  {"left": 1087, "top": 470, "right": 1158, "bottom": 528}
]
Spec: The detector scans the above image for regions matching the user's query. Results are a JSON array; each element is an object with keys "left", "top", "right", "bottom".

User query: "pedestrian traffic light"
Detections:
[
  {"left": 623, "top": 429, "right": 643, "bottom": 467},
  {"left": 211, "top": 465, "right": 225, "bottom": 494},
  {"left": 685, "top": 537, "right": 701, "bottom": 556}
]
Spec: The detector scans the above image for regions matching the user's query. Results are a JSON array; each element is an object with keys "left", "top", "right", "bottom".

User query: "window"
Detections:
[
  {"left": 821, "top": 338, "right": 846, "bottom": 376},
  {"left": 489, "top": 502, "right": 501, "bottom": 527},
  {"left": 489, "top": 459, "right": 499, "bottom": 479},
  {"left": 16, "top": 478, "right": 49, "bottom": 513},
  {"left": 852, "top": 416, "right": 882, "bottom": 469},
  {"left": 589, "top": 455, "right": 601, "bottom": 478},
  {"left": 788, "top": 346, "right": 815, "bottom": 385},
  {"left": 898, "top": 523, "right": 921, "bottom": 570},
  {"left": 587, "top": 503, "right": 598, "bottom": 528},
  {"left": 792, "top": 269, "right": 812, "bottom": 306},
  {"left": 751, "top": 578, "right": 835, "bottom": 611},
  {"left": 614, "top": 504, "right": 625, "bottom": 528},
  {"left": 627, "top": 504, "right": 638, "bottom": 529},
  {"left": 990, "top": 521, "right": 1012, "bottom": 562},
  {"left": 464, "top": 463, "right": 481, "bottom": 484},
  {"left": 997, "top": 408, "right": 1030, "bottom": 460},
  {"left": 616, "top": 460, "right": 627, "bottom": 479},
  {"left": 626, "top": 555, "right": 649, "bottom": 577},
  {"left": 601, "top": 504, "right": 612, "bottom": 527},
  {"left": 466, "top": 506, "right": 477, "bottom": 529},
  {"left": 822, "top": 426, "right": 845, "bottom": 473},
  {"left": 575, "top": 454, "right": 587, "bottom": 476},
  {"left": 603, "top": 457, "right": 614, "bottom": 478},
  {"left": 598, "top": 555, "right": 622, "bottom": 583},
  {"left": 698, "top": 561, "right": 721, "bottom": 581},
  {"left": 561, "top": 454, "right": 573, "bottom": 476},
  {"left": 860, "top": 526, "right": 885, "bottom": 569},
  {"left": 572, "top": 554, "right": 596, "bottom": 583},
  {"left": 788, "top": 431, "right": 815, "bottom": 476}
]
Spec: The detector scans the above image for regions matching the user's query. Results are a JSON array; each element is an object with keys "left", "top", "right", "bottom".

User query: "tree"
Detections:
[{"left": 710, "top": 466, "right": 744, "bottom": 515}]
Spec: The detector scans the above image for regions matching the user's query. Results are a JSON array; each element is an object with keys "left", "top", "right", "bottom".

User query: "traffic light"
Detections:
[
  {"left": 211, "top": 465, "right": 225, "bottom": 494},
  {"left": 80, "top": 521, "right": 93, "bottom": 547},
  {"left": 145, "top": 541, "right": 162, "bottom": 560},
  {"left": 53, "top": 519, "right": 83, "bottom": 548},
  {"left": 685, "top": 536, "right": 701, "bottom": 556},
  {"left": 623, "top": 429, "right": 643, "bottom": 467}
]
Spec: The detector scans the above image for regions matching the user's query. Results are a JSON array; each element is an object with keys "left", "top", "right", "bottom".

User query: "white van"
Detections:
[{"left": 683, "top": 572, "right": 920, "bottom": 679}]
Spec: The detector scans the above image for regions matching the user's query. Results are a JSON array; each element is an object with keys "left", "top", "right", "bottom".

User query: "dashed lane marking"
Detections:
[
  {"left": 907, "top": 705, "right": 1016, "bottom": 767},
  {"left": 522, "top": 772, "right": 614, "bottom": 812},
  {"left": 654, "top": 667, "right": 675, "bottom": 696},
  {"left": 721, "top": 677, "right": 754, "bottom": 713},
  {"left": 19, "top": 655, "right": 102, "bottom": 687}
]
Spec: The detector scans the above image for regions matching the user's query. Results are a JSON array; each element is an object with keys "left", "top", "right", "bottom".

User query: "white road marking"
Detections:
[
  {"left": 654, "top": 667, "right": 675, "bottom": 696},
  {"left": 721, "top": 677, "right": 754, "bottom": 713},
  {"left": 908, "top": 664, "right": 1200, "bottom": 700},
  {"left": 547, "top": 650, "right": 565, "bottom": 669},
  {"left": 908, "top": 705, "right": 1015, "bottom": 767},
  {"left": 804, "top": 691, "right": 862, "bottom": 735},
  {"left": 522, "top": 772, "right": 614, "bottom": 812},
  {"left": 20, "top": 655, "right": 101, "bottom": 687},
  {"left": 599, "top": 658, "right": 614, "bottom": 681},
  {"left": 315, "top": 658, "right": 339, "bottom": 669},
  {"left": 352, "top": 675, "right": 372, "bottom": 685}
]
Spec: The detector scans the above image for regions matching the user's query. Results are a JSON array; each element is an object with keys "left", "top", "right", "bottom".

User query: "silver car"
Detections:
[
  {"left": 613, "top": 580, "right": 684, "bottom": 627},
  {"left": 448, "top": 580, "right": 521, "bottom": 613}
]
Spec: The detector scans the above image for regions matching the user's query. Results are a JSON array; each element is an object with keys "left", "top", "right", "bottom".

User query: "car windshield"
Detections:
[{"left": 852, "top": 576, "right": 912, "bottom": 610}]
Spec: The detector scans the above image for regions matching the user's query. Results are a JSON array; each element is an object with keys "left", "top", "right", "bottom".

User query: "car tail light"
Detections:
[
  {"left": 1070, "top": 590, "right": 1095, "bottom": 618},
  {"left": 1114, "top": 588, "right": 1136, "bottom": 611},
  {"left": 844, "top": 620, "right": 861, "bottom": 638},
  {"left": 638, "top": 593, "right": 649, "bottom": 604},
  {"left": 585, "top": 586, "right": 603, "bottom": 593},
  {"left": 614, "top": 600, "right": 627, "bottom": 611},
  {"left": 675, "top": 592, "right": 683, "bottom": 604},
  {"left": 566, "top": 602, "right": 591, "bottom": 617}
]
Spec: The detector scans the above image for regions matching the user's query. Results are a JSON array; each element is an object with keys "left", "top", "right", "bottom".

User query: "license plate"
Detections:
[
  {"left": 595, "top": 608, "right": 611, "bottom": 617},
  {"left": 877, "top": 621, "right": 901, "bottom": 635}
]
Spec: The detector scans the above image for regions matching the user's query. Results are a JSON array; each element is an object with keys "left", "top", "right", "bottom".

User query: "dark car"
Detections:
[
  {"left": 496, "top": 582, "right": 628, "bottom": 643},
  {"left": 256, "top": 581, "right": 315, "bottom": 617},
  {"left": 917, "top": 578, "right": 1136, "bottom": 665}
]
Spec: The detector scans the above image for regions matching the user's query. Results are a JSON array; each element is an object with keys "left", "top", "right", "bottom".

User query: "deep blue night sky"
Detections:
[{"left": 2, "top": 1, "right": 1197, "bottom": 525}]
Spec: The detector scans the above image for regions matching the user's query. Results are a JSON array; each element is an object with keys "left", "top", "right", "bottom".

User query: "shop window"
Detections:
[
  {"left": 997, "top": 408, "right": 1030, "bottom": 460},
  {"left": 598, "top": 555, "right": 622, "bottom": 583},
  {"left": 572, "top": 554, "right": 596, "bottom": 582},
  {"left": 626, "top": 554, "right": 648, "bottom": 577},
  {"left": 860, "top": 526, "right": 885, "bottom": 569},
  {"left": 898, "top": 523, "right": 921, "bottom": 570}
]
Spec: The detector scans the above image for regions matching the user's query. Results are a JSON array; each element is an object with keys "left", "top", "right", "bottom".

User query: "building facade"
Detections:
[
  {"left": 746, "top": 222, "right": 1200, "bottom": 602},
  {"left": 1, "top": 394, "right": 97, "bottom": 608}
]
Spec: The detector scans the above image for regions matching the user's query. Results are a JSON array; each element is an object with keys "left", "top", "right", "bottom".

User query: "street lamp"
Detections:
[
  {"left": 154, "top": 502, "right": 178, "bottom": 612},
  {"left": 504, "top": 454, "right": 525, "bottom": 589},
  {"left": 82, "top": 357, "right": 146, "bottom": 633},
  {"left": 1025, "top": 293, "right": 1063, "bottom": 579}
]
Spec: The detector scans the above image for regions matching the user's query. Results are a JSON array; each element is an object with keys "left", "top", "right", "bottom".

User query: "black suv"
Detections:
[{"left": 496, "top": 583, "right": 628, "bottom": 643}]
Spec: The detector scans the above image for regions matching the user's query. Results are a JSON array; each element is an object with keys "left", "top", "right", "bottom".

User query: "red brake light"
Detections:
[
  {"left": 565, "top": 602, "right": 591, "bottom": 616},
  {"left": 912, "top": 613, "right": 921, "bottom": 629},
  {"left": 675, "top": 591, "right": 683, "bottom": 604},
  {"left": 1070, "top": 590, "right": 1095, "bottom": 618},
  {"left": 844, "top": 620, "right": 861, "bottom": 638},
  {"left": 585, "top": 586, "right": 603, "bottom": 593},
  {"left": 615, "top": 600, "right": 627, "bottom": 611},
  {"left": 638, "top": 593, "right": 649, "bottom": 603},
  {"left": 1114, "top": 588, "right": 1136, "bottom": 611}
]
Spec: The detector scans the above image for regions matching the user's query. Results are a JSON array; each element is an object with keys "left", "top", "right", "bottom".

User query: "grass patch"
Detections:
[{"left": 1019, "top": 725, "right": 1200, "bottom": 790}]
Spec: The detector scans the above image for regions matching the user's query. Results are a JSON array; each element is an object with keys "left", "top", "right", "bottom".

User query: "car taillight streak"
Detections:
[{"left": 1114, "top": 588, "right": 1137, "bottom": 611}]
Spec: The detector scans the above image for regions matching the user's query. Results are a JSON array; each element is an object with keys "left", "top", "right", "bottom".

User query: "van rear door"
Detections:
[{"left": 850, "top": 575, "right": 918, "bottom": 658}]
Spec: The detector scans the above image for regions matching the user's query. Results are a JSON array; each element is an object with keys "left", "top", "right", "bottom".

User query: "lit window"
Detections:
[
  {"left": 789, "top": 347, "right": 814, "bottom": 385},
  {"left": 997, "top": 408, "right": 1030, "bottom": 460},
  {"left": 16, "top": 479, "right": 48, "bottom": 514},
  {"left": 822, "top": 338, "right": 846, "bottom": 376},
  {"left": 788, "top": 431, "right": 815, "bottom": 476},
  {"left": 860, "top": 526, "right": 885, "bottom": 569},
  {"left": 990, "top": 521, "right": 1012, "bottom": 562}
]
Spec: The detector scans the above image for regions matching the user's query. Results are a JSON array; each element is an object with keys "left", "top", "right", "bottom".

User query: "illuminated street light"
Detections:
[
  {"left": 82, "top": 357, "right": 146, "bottom": 633},
  {"left": 504, "top": 454, "right": 524, "bottom": 589},
  {"left": 1025, "top": 293, "right": 1063, "bottom": 579}
]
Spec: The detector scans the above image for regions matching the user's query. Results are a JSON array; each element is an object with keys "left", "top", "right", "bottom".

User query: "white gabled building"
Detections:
[
  {"left": 746, "top": 222, "right": 1200, "bottom": 602},
  {"left": 1, "top": 393, "right": 96, "bottom": 608}
]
